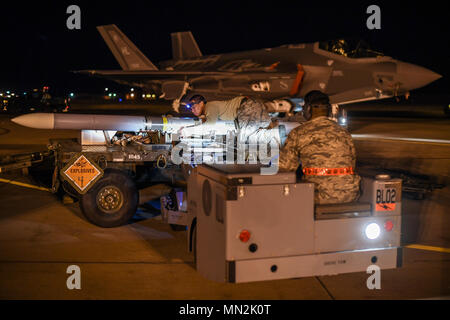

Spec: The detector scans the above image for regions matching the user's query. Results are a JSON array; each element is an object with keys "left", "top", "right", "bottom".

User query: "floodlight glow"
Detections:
[{"left": 365, "top": 223, "right": 381, "bottom": 240}]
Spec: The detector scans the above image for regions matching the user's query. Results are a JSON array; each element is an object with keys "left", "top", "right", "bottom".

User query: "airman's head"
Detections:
[
  {"left": 189, "top": 95, "right": 207, "bottom": 117},
  {"left": 303, "top": 90, "right": 330, "bottom": 120}
]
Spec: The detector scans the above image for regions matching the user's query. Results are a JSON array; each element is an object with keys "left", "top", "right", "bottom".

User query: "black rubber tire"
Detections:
[{"left": 80, "top": 169, "right": 138, "bottom": 228}]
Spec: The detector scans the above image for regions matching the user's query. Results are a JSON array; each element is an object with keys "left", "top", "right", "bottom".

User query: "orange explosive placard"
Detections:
[
  {"left": 375, "top": 203, "right": 396, "bottom": 211},
  {"left": 61, "top": 154, "right": 103, "bottom": 194}
]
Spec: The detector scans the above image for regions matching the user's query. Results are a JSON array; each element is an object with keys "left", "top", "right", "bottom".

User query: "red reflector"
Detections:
[
  {"left": 384, "top": 220, "right": 394, "bottom": 232},
  {"left": 239, "top": 230, "right": 251, "bottom": 242}
]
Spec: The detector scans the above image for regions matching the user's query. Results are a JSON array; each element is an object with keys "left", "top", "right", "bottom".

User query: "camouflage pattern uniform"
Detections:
[
  {"left": 235, "top": 97, "right": 276, "bottom": 157},
  {"left": 278, "top": 116, "right": 361, "bottom": 204},
  {"left": 236, "top": 98, "right": 272, "bottom": 137},
  {"left": 202, "top": 96, "right": 272, "bottom": 137},
  {"left": 202, "top": 97, "right": 277, "bottom": 162}
]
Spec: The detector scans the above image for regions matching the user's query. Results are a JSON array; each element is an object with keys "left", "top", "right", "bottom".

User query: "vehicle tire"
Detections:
[{"left": 80, "top": 169, "right": 138, "bottom": 228}]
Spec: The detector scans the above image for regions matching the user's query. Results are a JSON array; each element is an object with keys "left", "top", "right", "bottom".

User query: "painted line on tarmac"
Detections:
[
  {"left": 405, "top": 244, "right": 450, "bottom": 254},
  {"left": 352, "top": 134, "right": 450, "bottom": 146},
  {"left": 0, "top": 177, "right": 51, "bottom": 192}
]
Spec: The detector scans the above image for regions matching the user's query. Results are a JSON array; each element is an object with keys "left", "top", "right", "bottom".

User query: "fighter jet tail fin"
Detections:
[
  {"left": 171, "top": 31, "right": 202, "bottom": 60},
  {"left": 97, "top": 24, "right": 158, "bottom": 71}
]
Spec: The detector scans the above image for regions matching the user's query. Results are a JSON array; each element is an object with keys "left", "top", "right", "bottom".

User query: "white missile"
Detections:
[
  {"left": 11, "top": 113, "right": 300, "bottom": 135},
  {"left": 11, "top": 113, "right": 199, "bottom": 133}
]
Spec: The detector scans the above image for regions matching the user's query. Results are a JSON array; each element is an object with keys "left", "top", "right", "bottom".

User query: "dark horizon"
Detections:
[{"left": 1, "top": 1, "right": 448, "bottom": 95}]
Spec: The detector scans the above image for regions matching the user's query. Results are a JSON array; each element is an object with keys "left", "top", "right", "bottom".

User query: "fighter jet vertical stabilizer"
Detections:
[
  {"left": 96, "top": 24, "right": 158, "bottom": 71},
  {"left": 171, "top": 31, "right": 202, "bottom": 60}
]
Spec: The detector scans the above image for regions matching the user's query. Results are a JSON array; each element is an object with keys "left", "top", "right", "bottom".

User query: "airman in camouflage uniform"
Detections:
[
  {"left": 278, "top": 91, "right": 360, "bottom": 204},
  {"left": 188, "top": 95, "right": 276, "bottom": 147},
  {"left": 189, "top": 95, "right": 272, "bottom": 135}
]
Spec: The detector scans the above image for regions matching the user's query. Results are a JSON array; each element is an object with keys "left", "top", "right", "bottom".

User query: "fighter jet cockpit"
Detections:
[{"left": 319, "top": 39, "right": 384, "bottom": 58}]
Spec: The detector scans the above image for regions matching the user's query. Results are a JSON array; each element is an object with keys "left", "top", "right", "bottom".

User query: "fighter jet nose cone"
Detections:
[
  {"left": 11, "top": 113, "right": 55, "bottom": 129},
  {"left": 397, "top": 62, "right": 442, "bottom": 90},
  {"left": 430, "top": 71, "right": 443, "bottom": 82}
]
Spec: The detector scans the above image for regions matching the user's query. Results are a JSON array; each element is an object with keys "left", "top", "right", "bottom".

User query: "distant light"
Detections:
[
  {"left": 11, "top": 93, "right": 15, "bottom": 96},
  {"left": 0, "top": 93, "right": 3, "bottom": 96},
  {"left": 130, "top": 88, "right": 134, "bottom": 92},
  {"left": 152, "top": 94, "right": 156, "bottom": 98},
  {"left": 142, "top": 94, "right": 145, "bottom": 98},
  {"left": 105, "top": 88, "right": 108, "bottom": 91},
  {"left": 186, "top": 104, "right": 191, "bottom": 109},
  {"left": 23, "top": 92, "right": 27, "bottom": 95},
  {"left": 119, "top": 98, "right": 122, "bottom": 102},
  {"left": 70, "top": 93, "right": 74, "bottom": 97},
  {"left": 113, "top": 93, "right": 117, "bottom": 97},
  {"left": 146, "top": 94, "right": 151, "bottom": 98},
  {"left": 108, "top": 93, "right": 112, "bottom": 97},
  {"left": 130, "top": 93, "right": 134, "bottom": 98},
  {"left": 6, "top": 91, "right": 10, "bottom": 94},
  {"left": 339, "top": 117, "right": 347, "bottom": 125}
]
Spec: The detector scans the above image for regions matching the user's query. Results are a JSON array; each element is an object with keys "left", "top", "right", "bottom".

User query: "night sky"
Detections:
[{"left": 1, "top": 1, "right": 448, "bottom": 95}]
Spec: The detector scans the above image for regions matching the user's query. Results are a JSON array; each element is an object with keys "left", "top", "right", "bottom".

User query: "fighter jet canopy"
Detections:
[{"left": 319, "top": 39, "right": 384, "bottom": 58}]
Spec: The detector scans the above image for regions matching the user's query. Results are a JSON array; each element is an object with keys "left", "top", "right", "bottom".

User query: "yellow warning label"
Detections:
[{"left": 62, "top": 155, "right": 101, "bottom": 192}]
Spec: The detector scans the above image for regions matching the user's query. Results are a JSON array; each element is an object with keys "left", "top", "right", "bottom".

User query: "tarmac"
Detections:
[{"left": 0, "top": 105, "right": 449, "bottom": 299}]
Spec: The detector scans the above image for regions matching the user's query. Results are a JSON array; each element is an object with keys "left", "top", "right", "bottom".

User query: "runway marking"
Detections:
[
  {"left": 352, "top": 134, "right": 450, "bottom": 146},
  {"left": 405, "top": 244, "right": 450, "bottom": 254},
  {"left": 0, "top": 178, "right": 51, "bottom": 192}
]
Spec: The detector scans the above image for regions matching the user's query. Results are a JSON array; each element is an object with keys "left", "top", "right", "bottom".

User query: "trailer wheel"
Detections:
[{"left": 80, "top": 169, "right": 138, "bottom": 228}]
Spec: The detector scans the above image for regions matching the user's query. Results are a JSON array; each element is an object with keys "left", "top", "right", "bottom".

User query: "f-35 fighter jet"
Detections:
[{"left": 78, "top": 25, "right": 441, "bottom": 111}]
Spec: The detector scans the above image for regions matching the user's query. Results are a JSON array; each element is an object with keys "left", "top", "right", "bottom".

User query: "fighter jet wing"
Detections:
[
  {"left": 74, "top": 69, "right": 236, "bottom": 81},
  {"left": 329, "top": 86, "right": 392, "bottom": 105}
]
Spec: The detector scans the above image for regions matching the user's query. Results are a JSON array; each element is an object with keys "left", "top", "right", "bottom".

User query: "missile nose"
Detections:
[
  {"left": 11, "top": 113, "right": 55, "bottom": 129},
  {"left": 397, "top": 61, "right": 442, "bottom": 90}
]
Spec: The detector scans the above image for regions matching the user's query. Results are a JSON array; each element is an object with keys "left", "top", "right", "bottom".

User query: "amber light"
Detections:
[
  {"left": 239, "top": 230, "right": 251, "bottom": 242},
  {"left": 384, "top": 220, "right": 394, "bottom": 232}
]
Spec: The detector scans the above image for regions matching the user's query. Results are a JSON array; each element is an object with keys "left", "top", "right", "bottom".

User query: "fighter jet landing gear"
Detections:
[
  {"left": 80, "top": 168, "right": 138, "bottom": 228},
  {"left": 331, "top": 104, "right": 348, "bottom": 128}
]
